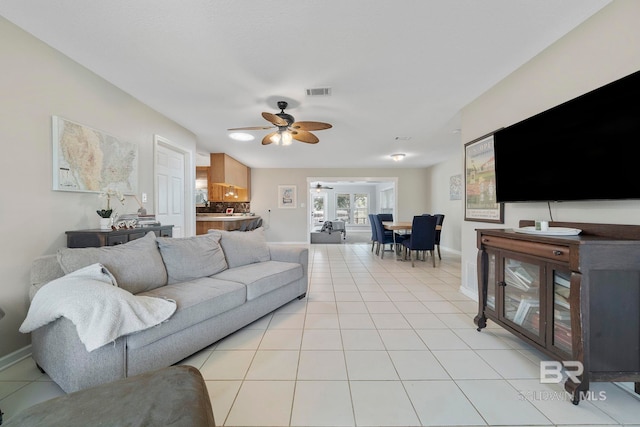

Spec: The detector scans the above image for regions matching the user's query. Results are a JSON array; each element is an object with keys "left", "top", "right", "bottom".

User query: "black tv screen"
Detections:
[{"left": 493, "top": 69, "right": 640, "bottom": 203}]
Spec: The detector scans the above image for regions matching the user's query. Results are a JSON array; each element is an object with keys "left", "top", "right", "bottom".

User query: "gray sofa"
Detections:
[{"left": 27, "top": 228, "right": 308, "bottom": 393}]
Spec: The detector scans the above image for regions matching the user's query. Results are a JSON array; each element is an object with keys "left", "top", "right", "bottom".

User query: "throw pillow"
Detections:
[
  {"left": 57, "top": 232, "right": 168, "bottom": 294},
  {"left": 156, "top": 233, "right": 228, "bottom": 285},
  {"left": 215, "top": 227, "right": 270, "bottom": 268}
]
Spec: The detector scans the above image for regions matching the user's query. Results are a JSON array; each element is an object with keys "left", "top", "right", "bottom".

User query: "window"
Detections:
[
  {"left": 336, "top": 193, "right": 350, "bottom": 223},
  {"left": 354, "top": 193, "right": 368, "bottom": 224},
  {"left": 380, "top": 188, "right": 394, "bottom": 215},
  {"left": 336, "top": 193, "right": 369, "bottom": 225}
]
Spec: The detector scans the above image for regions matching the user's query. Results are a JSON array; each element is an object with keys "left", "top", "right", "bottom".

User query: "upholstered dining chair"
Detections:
[
  {"left": 368, "top": 214, "right": 378, "bottom": 253},
  {"left": 434, "top": 214, "right": 445, "bottom": 259},
  {"left": 377, "top": 213, "right": 407, "bottom": 241},
  {"left": 401, "top": 215, "right": 437, "bottom": 267},
  {"left": 373, "top": 214, "right": 404, "bottom": 258}
]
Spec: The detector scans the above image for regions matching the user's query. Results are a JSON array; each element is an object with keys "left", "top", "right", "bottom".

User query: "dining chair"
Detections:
[
  {"left": 401, "top": 215, "right": 437, "bottom": 267},
  {"left": 373, "top": 214, "right": 403, "bottom": 258},
  {"left": 368, "top": 214, "right": 378, "bottom": 253},
  {"left": 378, "top": 213, "right": 393, "bottom": 222},
  {"left": 434, "top": 214, "right": 445, "bottom": 259}
]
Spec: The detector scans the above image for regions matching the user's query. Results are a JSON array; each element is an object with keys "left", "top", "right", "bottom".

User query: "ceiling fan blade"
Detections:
[
  {"left": 291, "top": 130, "right": 319, "bottom": 144},
  {"left": 262, "top": 132, "right": 277, "bottom": 145},
  {"left": 291, "top": 121, "right": 333, "bottom": 131},
  {"left": 227, "top": 126, "right": 275, "bottom": 131},
  {"left": 262, "top": 112, "right": 288, "bottom": 127}
]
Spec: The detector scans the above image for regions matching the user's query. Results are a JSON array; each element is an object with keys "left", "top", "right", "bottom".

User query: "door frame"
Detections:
[
  {"left": 311, "top": 191, "right": 329, "bottom": 228},
  {"left": 306, "top": 176, "right": 398, "bottom": 243},
  {"left": 154, "top": 135, "right": 195, "bottom": 236}
]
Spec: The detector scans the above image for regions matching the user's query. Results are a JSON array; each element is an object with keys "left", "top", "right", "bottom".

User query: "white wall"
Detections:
[
  {"left": 251, "top": 168, "right": 431, "bottom": 242},
  {"left": 0, "top": 17, "right": 197, "bottom": 358},
  {"left": 459, "top": 0, "right": 640, "bottom": 295},
  {"left": 425, "top": 148, "right": 464, "bottom": 254}
]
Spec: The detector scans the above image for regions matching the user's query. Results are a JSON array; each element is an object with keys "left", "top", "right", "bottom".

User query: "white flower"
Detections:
[{"left": 98, "top": 187, "right": 125, "bottom": 210}]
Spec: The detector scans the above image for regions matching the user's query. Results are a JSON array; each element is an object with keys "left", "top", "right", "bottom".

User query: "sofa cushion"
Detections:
[
  {"left": 57, "top": 232, "right": 167, "bottom": 294},
  {"left": 214, "top": 261, "right": 303, "bottom": 300},
  {"left": 128, "top": 277, "right": 246, "bottom": 350},
  {"left": 209, "top": 227, "right": 270, "bottom": 268},
  {"left": 156, "top": 234, "right": 227, "bottom": 285}
]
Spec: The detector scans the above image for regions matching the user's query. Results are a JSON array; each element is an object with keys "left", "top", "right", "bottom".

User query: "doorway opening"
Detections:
[{"left": 306, "top": 177, "right": 398, "bottom": 243}]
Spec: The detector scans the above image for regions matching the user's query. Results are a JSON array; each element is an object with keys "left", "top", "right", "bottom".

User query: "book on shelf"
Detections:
[
  {"left": 554, "top": 307, "right": 571, "bottom": 321},
  {"left": 555, "top": 294, "right": 570, "bottom": 309},
  {"left": 513, "top": 298, "right": 540, "bottom": 325},
  {"left": 554, "top": 273, "right": 570, "bottom": 288},
  {"left": 522, "top": 312, "right": 541, "bottom": 334},
  {"left": 554, "top": 324, "right": 572, "bottom": 349},
  {"left": 505, "top": 265, "right": 535, "bottom": 290}
]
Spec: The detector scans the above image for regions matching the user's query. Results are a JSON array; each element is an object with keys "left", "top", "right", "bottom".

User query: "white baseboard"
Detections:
[
  {"left": 459, "top": 285, "right": 478, "bottom": 301},
  {"left": 440, "top": 246, "right": 462, "bottom": 256},
  {"left": 0, "top": 345, "right": 32, "bottom": 372}
]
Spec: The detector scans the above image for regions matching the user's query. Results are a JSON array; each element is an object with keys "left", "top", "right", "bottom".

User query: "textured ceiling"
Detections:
[{"left": 0, "top": 0, "right": 610, "bottom": 168}]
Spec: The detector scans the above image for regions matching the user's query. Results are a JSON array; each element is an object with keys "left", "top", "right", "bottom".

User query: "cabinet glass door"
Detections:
[
  {"left": 502, "top": 257, "right": 542, "bottom": 341},
  {"left": 552, "top": 270, "right": 572, "bottom": 355},
  {"left": 487, "top": 252, "right": 496, "bottom": 312}
]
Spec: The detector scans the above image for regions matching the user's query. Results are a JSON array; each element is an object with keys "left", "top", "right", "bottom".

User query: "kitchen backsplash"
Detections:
[{"left": 197, "top": 202, "right": 250, "bottom": 214}]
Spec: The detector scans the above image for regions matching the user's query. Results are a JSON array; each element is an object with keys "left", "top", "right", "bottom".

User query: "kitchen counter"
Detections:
[{"left": 195, "top": 215, "right": 261, "bottom": 234}]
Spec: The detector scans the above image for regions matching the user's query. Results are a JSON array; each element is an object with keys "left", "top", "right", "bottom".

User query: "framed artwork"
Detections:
[
  {"left": 278, "top": 185, "right": 297, "bottom": 209},
  {"left": 464, "top": 130, "right": 504, "bottom": 223},
  {"left": 226, "top": 207, "right": 234, "bottom": 215},
  {"left": 449, "top": 174, "right": 462, "bottom": 200},
  {"left": 52, "top": 116, "right": 138, "bottom": 194}
]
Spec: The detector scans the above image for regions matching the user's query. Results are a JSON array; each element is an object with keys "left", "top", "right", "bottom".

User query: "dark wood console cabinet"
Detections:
[
  {"left": 475, "top": 220, "right": 640, "bottom": 404},
  {"left": 66, "top": 225, "right": 173, "bottom": 248}
]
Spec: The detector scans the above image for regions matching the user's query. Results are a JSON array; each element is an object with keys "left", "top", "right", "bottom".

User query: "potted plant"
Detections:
[{"left": 97, "top": 188, "right": 125, "bottom": 229}]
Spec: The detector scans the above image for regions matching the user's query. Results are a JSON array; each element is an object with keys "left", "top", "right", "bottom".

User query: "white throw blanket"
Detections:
[{"left": 20, "top": 263, "right": 176, "bottom": 352}]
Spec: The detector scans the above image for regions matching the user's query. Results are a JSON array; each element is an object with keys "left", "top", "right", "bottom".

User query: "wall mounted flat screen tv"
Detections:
[{"left": 493, "top": 69, "right": 640, "bottom": 203}]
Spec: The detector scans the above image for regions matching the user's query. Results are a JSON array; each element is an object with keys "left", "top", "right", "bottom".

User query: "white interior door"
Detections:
[{"left": 155, "top": 138, "right": 186, "bottom": 237}]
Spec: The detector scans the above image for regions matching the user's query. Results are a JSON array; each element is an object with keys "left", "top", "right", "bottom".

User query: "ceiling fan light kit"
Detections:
[
  {"left": 270, "top": 130, "right": 293, "bottom": 146},
  {"left": 313, "top": 183, "right": 334, "bottom": 192},
  {"left": 228, "top": 101, "right": 332, "bottom": 146}
]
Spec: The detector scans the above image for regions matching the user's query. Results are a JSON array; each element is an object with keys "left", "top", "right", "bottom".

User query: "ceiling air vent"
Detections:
[{"left": 306, "top": 87, "right": 332, "bottom": 96}]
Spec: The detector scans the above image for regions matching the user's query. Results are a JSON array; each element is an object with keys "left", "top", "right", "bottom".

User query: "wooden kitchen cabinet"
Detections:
[
  {"left": 208, "top": 153, "right": 250, "bottom": 202},
  {"left": 475, "top": 220, "right": 640, "bottom": 404}
]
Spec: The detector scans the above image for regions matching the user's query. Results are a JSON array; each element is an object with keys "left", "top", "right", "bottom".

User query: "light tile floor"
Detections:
[{"left": 2, "top": 241, "right": 640, "bottom": 426}]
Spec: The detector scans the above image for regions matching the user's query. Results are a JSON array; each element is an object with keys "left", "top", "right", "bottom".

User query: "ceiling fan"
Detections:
[
  {"left": 228, "top": 101, "right": 332, "bottom": 145},
  {"left": 313, "top": 183, "right": 334, "bottom": 192}
]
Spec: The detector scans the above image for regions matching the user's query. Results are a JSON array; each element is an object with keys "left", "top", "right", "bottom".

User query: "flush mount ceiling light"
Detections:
[
  {"left": 390, "top": 153, "right": 406, "bottom": 162},
  {"left": 229, "top": 132, "right": 255, "bottom": 141}
]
